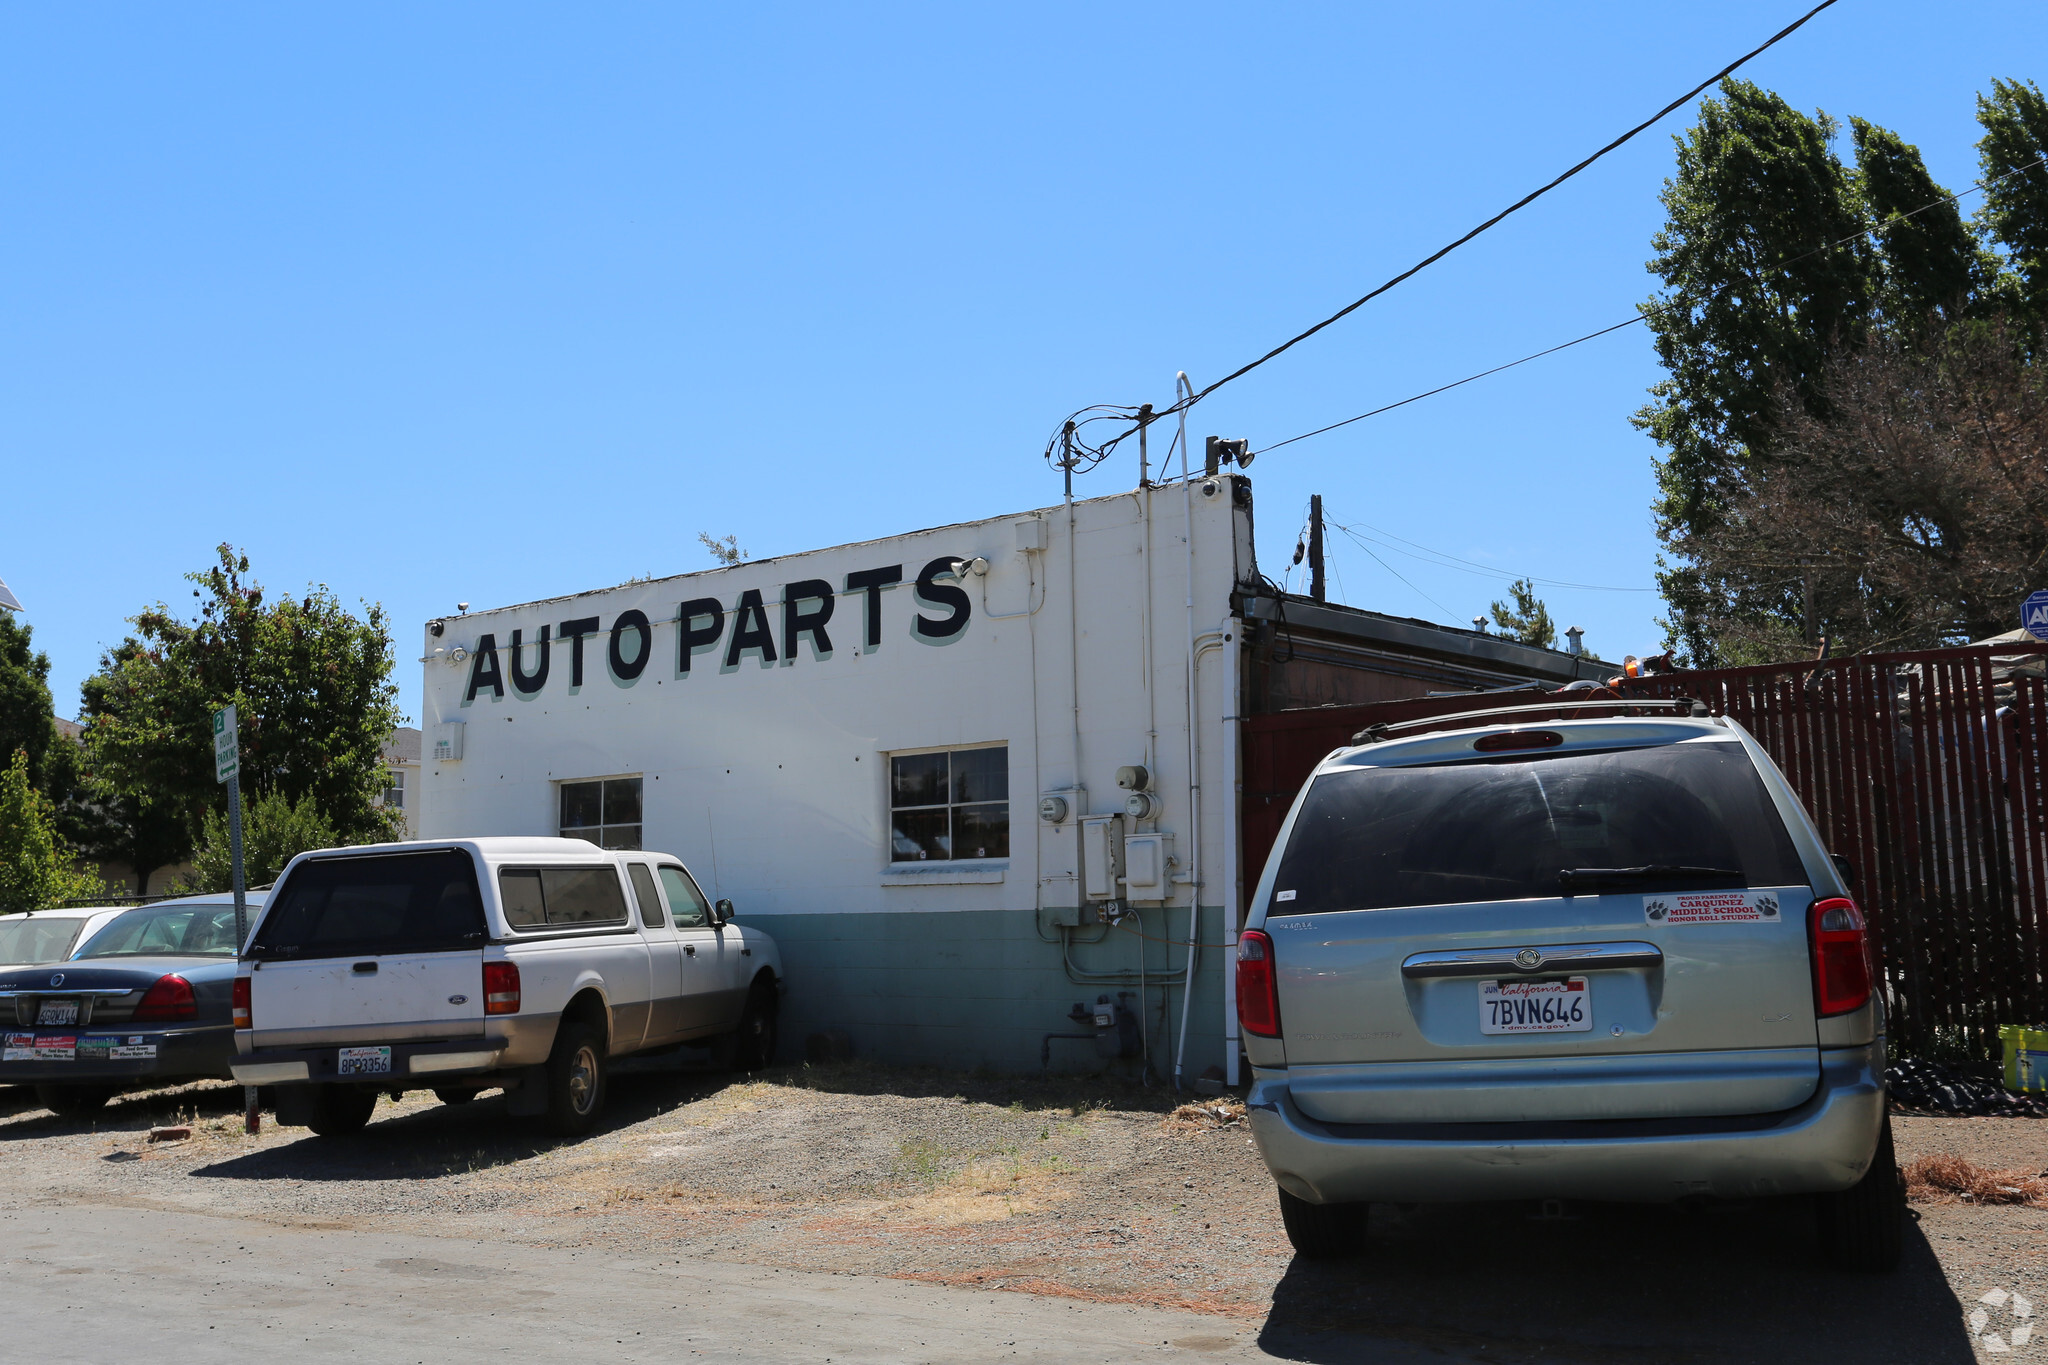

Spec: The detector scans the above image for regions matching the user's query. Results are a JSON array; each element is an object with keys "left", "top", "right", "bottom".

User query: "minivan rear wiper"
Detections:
[{"left": 1558, "top": 865, "right": 1746, "bottom": 896}]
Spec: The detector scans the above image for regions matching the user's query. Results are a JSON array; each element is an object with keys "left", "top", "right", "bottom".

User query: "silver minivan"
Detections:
[{"left": 1239, "top": 703, "right": 1902, "bottom": 1270}]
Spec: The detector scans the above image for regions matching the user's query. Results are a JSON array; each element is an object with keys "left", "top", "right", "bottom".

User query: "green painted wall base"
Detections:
[{"left": 745, "top": 904, "right": 1231, "bottom": 1078}]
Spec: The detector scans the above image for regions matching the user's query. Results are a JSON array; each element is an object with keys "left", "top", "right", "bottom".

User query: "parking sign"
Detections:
[
  {"left": 2026, "top": 590, "right": 2048, "bottom": 642},
  {"left": 213, "top": 705, "right": 239, "bottom": 783}
]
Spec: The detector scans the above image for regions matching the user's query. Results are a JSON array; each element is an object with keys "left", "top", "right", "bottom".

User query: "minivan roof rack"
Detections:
[{"left": 1351, "top": 695, "right": 1707, "bottom": 746}]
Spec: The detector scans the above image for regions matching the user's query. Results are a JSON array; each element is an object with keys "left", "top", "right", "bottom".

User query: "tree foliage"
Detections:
[
  {"left": 0, "top": 749, "right": 108, "bottom": 914},
  {"left": 1489, "top": 578, "right": 1557, "bottom": 649},
  {"left": 1641, "top": 78, "right": 2048, "bottom": 663},
  {"left": 0, "top": 614, "right": 57, "bottom": 792},
  {"left": 80, "top": 545, "right": 405, "bottom": 860},
  {"left": 174, "top": 787, "right": 340, "bottom": 895}
]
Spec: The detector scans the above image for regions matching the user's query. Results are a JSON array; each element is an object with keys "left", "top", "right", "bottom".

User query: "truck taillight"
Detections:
[
  {"left": 232, "top": 976, "right": 251, "bottom": 1029},
  {"left": 1236, "top": 929, "right": 1282, "bottom": 1039},
  {"left": 483, "top": 961, "right": 521, "bottom": 1015},
  {"left": 1809, "top": 896, "right": 1873, "bottom": 1017},
  {"left": 132, "top": 974, "right": 197, "bottom": 1023}
]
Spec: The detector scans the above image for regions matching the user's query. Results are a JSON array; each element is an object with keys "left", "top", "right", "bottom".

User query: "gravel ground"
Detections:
[{"left": 0, "top": 1065, "right": 2042, "bottom": 1361}]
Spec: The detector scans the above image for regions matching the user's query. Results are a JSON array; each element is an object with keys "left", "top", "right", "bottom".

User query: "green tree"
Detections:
[
  {"left": 1975, "top": 78, "right": 2048, "bottom": 334},
  {"left": 1488, "top": 579, "right": 1557, "bottom": 649},
  {"left": 1852, "top": 117, "right": 1993, "bottom": 333},
  {"left": 0, "top": 613, "right": 57, "bottom": 791},
  {"left": 81, "top": 545, "right": 405, "bottom": 855},
  {"left": 1635, "top": 81, "right": 1876, "bottom": 664},
  {"left": 174, "top": 788, "right": 340, "bottom": 894},
  {"left": 0, "top": 749, "right": 108, "bottom": 913}
]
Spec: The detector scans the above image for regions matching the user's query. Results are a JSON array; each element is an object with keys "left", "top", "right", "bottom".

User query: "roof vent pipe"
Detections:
[{"left": 1565, "top": 626, "right": 1585, "bottom": 656}]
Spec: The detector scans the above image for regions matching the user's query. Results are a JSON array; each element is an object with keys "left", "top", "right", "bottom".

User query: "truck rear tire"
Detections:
[
  {"left": 1817, "top": 1115, "right": 1904, "bottom": 1272},
  {"left": 543, "top": 1020, "right": 607, "bottom": 1137},
  {"left": 36, "top": 1084, "right": 117, "bottom": 1117},
  {"left": 1276, "top": 1186, "right": 1371, "bottom": 1260},
  {"left": 305, "top": 1086, "right": 378, "bottom": 1138},
  {"left": 731, "top": 980, "right": 778, "bottom": 1072}
]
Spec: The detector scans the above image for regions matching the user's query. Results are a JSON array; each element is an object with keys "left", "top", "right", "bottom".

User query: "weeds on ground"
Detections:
[
  {"left": 1903, "top": 1154, "right": 2048, "bottom": 1207},
  {"left": 1162, "top": 1100, "right": 1246, "bottom": 1135}
]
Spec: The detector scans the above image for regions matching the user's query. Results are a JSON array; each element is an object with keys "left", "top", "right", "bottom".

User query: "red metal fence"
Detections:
[{"left": 1240, "top": 645, "right": 2048, "bottom": 1059}]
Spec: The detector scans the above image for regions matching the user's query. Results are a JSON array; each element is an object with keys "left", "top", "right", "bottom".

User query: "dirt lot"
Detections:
[{"left": 1, "top": 1061, "right": 2042, "bottom": 1362}]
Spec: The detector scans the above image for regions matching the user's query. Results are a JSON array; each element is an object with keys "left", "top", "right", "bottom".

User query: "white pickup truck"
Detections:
[{"left": 229, "top": 837, "right": 783, "bottom": 1137}]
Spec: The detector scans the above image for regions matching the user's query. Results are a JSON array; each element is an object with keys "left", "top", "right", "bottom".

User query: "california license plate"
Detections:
[
  {"left": 36, "top": 1001, "right": 79, "bottom": 1026},
  {"left": 338, "top": 1046, "right": 392, "bottom": 1075},
  {"left": 1480, "top": 977, "right": 1592, "bottom": 1034}
]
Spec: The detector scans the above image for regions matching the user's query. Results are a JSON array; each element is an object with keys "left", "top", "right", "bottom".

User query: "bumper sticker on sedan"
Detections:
[
  {"left": 4, "top": 1032, "right": 35, "bottom": 1061},
  {"left": 32, "top": 1035, "right": 77, "bottom": 1060},
  {"left": 1644, "top": 891, "right": 1780, "bottom": 924},
  {"left": 110, "top": 1044, "right": 158, "bottom": 1060}
]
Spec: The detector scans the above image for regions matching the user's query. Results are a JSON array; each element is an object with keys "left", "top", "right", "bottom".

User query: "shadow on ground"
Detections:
[{"left": 1258, "top": 1198, "right": 1969, "bottom": 1365}]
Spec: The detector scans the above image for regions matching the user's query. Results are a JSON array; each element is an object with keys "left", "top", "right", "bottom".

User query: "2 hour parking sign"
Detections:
[{"left": 2026, "top": 589, "right": 2048, "bottom": 642}]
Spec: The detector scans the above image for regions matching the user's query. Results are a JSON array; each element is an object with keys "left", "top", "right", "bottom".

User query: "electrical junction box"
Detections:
[
  {"left": 432, "top": 721, "right": 464, "bottom": 762},
  {"left": 1080, "top": 814, "right": 1124, "bottom": 902},
  {"left": 1122, "top": 833, "right": 1173, "bottom": 902}
]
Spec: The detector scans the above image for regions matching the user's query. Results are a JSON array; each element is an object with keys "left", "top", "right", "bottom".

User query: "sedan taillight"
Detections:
[
  {"left": 232, "top": 976, "right": 251, "bottom": 1030},
  {"left": 1809, "top": 896, "right": 1873, "bottom": 1017},
  {"left": 483, "top": 961, "right": 521, "bottom": 1015},
  {"left": 1236, "top": 930, "right": 1282, "bottom": 1039},
  {"left": 132, "top": 974, "right": 197, "bottom": 1024}
]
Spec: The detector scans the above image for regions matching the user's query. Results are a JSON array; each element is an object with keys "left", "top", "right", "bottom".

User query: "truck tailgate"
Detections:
[{"left": 250, "top": 951, "right": 485, "bottom": 1047}]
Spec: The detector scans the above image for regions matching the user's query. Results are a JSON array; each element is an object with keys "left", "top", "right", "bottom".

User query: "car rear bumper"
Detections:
[
  {"left": 1246, "top": 1040, "right": 1886, "bottom": 1205},
  {"left": 0, "top": 1024, "right": 234, "bottom": 1086},
  {"left": 230, "top": 1036, "right": 512, "bottom": 1087}
]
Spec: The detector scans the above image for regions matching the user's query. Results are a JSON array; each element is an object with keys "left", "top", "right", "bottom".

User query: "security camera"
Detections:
[
  {"left": 457, "top": 602, "right": 470, "bottom": 614},
  {"left": 1199, "top": 479, "right": 1220, "bottom": 498},
  {"left": 429, "top": 620, "right": 445, "bottom": 638}
]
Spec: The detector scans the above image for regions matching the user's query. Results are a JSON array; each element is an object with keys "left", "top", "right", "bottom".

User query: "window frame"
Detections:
[
  {"left": 557, "top": 774, "right": 645, "bottom": 851},
  {"left": 885, "top": 742, "right": 1010, "bottom": 865},
  {"left": 493, "top": 862, "right": 636, "bottom": 937}
]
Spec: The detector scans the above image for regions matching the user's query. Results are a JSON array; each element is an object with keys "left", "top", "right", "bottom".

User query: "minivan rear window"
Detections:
[
  {"left": 1272, "top": 741, "right": 1807, "bottom": 914},
  {"left": 251, "top": 850, "right": 486, "bottom": 958}
]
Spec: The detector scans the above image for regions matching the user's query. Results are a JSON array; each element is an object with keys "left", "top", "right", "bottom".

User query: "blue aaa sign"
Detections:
[{"left": 2026, "top": 590, "right": 2048, "bottom": 642}]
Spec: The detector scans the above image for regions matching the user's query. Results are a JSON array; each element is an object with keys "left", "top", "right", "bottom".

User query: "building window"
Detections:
[
  {"left": 560, "top": 777, "right": 643, "bottom": 850},
  {"left": 383, "top": 769, "right": 405, "bottom": 810},
  {"left": 889, "top": 746, "right": 1007, "bottom": 862}
]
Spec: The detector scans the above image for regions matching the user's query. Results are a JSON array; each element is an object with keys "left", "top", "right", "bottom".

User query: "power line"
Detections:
[
  {"left": 1253, "top": 151, "right": 2048, "bottom": 460},
  {"left": 1048, "top": 0, "right": 1843, "bottom": 469},
  {"left": 1328, "top": 513, "right": 1657, "bottom": 593}
]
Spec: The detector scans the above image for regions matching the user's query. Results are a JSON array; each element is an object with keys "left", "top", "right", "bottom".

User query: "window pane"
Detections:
[
  {"left": 560, "top": 781, "right": 603, "bottom": 830},
  {"left": 252, "top": 851, "right": 486, "bottom": 958},
  {"left": 891, "top": 807, "right": 950, "bottom": 861},
  {"left": 500, "top": 870, "right": 546, "bottom": 928},
  {"left": 603, "top": 778, "right": 643, "bottom": 826},
  {"left": 562, "top": 828, "right": 600, "bottom": 847},
  {"left": 0, "top": 915, "right": 88, "bottom": 964},
  {"left": 538, "top": 867, "right": 629, "bottom": 925},
  {"left": 951, "top": 748, "right": 1007, "bottom": 805},
  {"left": 659, "top": 866, "right": 711, "bottom": 929},
  {"left": 891, "top": 752, "right": 948, "bottom": 809},
  {"left": 600, "top": 824, "right": 642, "bottom": 851},
  {"left": 954, "top": 803, "right": 1009, "bottom": 859},
  {"left": 627, "top": 863, "right": 664, "bottom": 928}
]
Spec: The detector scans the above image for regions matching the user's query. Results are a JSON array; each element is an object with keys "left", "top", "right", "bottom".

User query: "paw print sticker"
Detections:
[
  {"left": 1756, "top": 894, "right": 1779, "bottom": 918},
  {"left": 1644, "top": 900, "right": 1669, "bottom": 922},
  {"left": 1971, "top": 1287, "right": 2033, "bottom": 1353}
]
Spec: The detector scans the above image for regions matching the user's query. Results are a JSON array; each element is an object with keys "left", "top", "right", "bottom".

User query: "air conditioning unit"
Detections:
[{"left": 432, "top": 721, "right": 464, "bottom": 762}]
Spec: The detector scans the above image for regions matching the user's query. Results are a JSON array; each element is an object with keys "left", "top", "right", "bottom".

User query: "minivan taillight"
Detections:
[
  {"left": 232, "top": 976, "right": 251, "bottom": 1029},
  {"left": 132, "top": 974, "right": 197, "bottom": 1023},
  {"left": 1236, "top": 930, "right": 1282, "bottom": 1038},
  {"left": 483, "top": 961, "right": 521, "bottom": 1015},
  {"left": 1809, "top": 896, "right": 1873, "bottom": 1016}
]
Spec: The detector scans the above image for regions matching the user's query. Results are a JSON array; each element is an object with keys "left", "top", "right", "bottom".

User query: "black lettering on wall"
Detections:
[
  {"left": 466, "top": 634, "right": 505, "bottom": 702},
  {"left": 678, "top": 597, "right": 724, "bottom": 674},
  {"left": 725, "top": 589, "right": 778, "bottom": 667},
  {"left": 509, "top": 625, "right": 551, "bottom": 695},
  {"left": 609, "top": 610, "right": 652, "bottom": 680},
  {"left": 845, "top": 565, "right": 903, "bottom": 649},
  {"left": 783, "top": 579, "right": 835, "bottom": 659},
  {"left": 913, "top": 557, "right": 971, "bottom": 640},
  {"left": 559, "top": 616, "right": 601, "bottom": 688}
]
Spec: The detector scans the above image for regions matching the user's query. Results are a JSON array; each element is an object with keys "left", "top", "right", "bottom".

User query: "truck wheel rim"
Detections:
[{"left": 568, "top": 1045, "right": 598, "bottom": 1114}]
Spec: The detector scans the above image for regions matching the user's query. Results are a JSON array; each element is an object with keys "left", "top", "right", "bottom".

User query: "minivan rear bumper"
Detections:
[{"left": 1246, "top": 1040, "right": 1885, "bottom": 1205}]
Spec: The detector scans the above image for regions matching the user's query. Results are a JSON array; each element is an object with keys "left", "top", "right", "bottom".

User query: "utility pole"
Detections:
[
  {"left": 214, "top": 705, "right": 258, "bottom": 1135},
  {"left": 1135, "top": 403, "right": 1153, "bottom": 487},
  {"left": 1802, "top": 558, "right": 1818, "bottom": 649},
  {"left": 1308, "top": 494, "right": 1326, "bottom": 603}
]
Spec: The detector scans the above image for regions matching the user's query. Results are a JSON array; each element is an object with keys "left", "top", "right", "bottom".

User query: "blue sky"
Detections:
[{"left": 5, "top": 2, "right": 2041, "bottom": 726}]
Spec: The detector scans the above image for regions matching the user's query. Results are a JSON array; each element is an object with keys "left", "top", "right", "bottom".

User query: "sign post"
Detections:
[
  {"left": 2024, "top": 589, "right": 2048, "bottom": 642},
  {"left": 214, "top": 705, "right": 258, "bottom": 1135}
]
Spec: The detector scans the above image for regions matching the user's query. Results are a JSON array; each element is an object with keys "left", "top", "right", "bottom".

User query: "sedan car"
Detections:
[
  {"left": 0, "top": 893, "right": 265, "bottom": 1115},
  {"left": 0, "top": 906, "right": 132, "bottom": 968}
]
